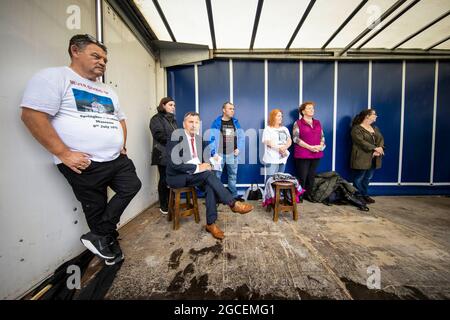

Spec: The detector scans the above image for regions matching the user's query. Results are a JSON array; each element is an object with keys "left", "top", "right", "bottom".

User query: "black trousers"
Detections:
[
  {"left": 185, "top": 171, "right": 234, "bottom": 225},
  {"left": 295, "top": 158, "right": 320, "bottom": 196},
  {"left": 157, "top": 165, "right": 169, "bottom": 211},
  {"left": 58, "top": 154, "right": 142, "bottom": 236}
]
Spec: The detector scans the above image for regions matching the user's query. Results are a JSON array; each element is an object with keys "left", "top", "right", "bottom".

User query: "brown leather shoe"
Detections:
[
  {"left": 230, "top": 201, "right": 254, "bottom": 214},
  {"left": 205, "top": 223, "right": 224, "bottom": 240}
]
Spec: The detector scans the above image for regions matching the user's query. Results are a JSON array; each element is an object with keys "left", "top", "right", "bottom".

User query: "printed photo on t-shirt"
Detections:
[
  {"left": 277, "top": 129, "right": 288, "bottom": 145},
  {"left": 224, "top": 128, "right": 235, "bottom": 141},
  {"left": 72, "top": 88, "right": 115, "bottom": 114}
]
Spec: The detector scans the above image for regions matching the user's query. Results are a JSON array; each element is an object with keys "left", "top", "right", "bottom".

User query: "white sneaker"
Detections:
[{"left": 160, "top": 208, "right": 168, "bottom": 215}]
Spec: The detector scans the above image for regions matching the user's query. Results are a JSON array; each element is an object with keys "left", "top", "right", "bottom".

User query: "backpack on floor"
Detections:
[{"left": 245, "top": 184, "right": 263, "bottom": 200}]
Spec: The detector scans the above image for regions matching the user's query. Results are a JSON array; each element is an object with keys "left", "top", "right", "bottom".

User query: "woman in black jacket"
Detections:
[{"left": 150, "top": 97, "right": 178, "bottom": 214}]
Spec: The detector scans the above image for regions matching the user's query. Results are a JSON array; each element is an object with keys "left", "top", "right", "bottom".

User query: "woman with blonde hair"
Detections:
[{"left": 262, "top": 109, "right": 292, "bottom": 181}]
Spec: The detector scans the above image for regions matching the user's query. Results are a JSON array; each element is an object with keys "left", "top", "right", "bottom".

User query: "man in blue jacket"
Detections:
[{"left": 209, "top": 102, "right": 245, "bottom": 201}]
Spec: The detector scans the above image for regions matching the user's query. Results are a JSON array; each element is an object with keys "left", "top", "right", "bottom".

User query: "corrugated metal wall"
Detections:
[
  {"left": 0, "top": 0, "right": 163, "bottom": 299},
  {"left": 167, "top": 59, "right": 450, "bottom": 195}
]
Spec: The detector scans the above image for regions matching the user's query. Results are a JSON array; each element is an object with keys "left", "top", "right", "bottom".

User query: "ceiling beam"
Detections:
[
  {"left": 285, "top": 0, "right": 316, "bottom": 50},
  {"left": 392, "top": 10, "right": 450, "bottom": 49},
  {"left": 205, "top": 0, "right": 217, "bottom": 50},
  {"left": 322, "top": 0, "right": 368, "bottom": 49},
  {"left": 357, "top": 0, "right": 420, "bottom": 49},
  {"left": 212, "top": 48, "right": 450, "bottom": 60},
  {"left": 107, "top": 0, "right": 159, "bottom": 56},
  {"left": 338, "top": 0, "right": 407, "bottom": 56},
  {"left": 425, "top": 35, "right": 450, "bottom": 51},
  {"left": 152, "top": 0, "right": 176, "bottom": 42},
  {"left": 250, "top": 0, "right": 264, "bottom": 50}
]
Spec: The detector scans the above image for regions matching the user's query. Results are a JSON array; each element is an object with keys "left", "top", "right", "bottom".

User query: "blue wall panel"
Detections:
[
  {"left": 167, "top": 59, "right": 450, "bottom": 195},
  {"left": 371, "top": 61, "right": 402, "bottom": 182},
  {"left": 303, "top": 61, "right": 334, "bottom": 174},
  {"left": 434, "top": 61, "right": 450, "bottom": 182},
  {"left": 198, "top": 60, "right": 230, "bottom": 182},
  {"left": 402, "top": 61, "right": 434, "bottom": 183},
  {"left": 198, "top": 60, "right": 230, "bottom": 134},
  {"left": 268, "top": 60, "right": 299, "bottom": 177},
  {"left": 336, "top": 62, "right": 369, "bottom": 181},
  {"left": 167, "top": 65, "right": 195, "bottom": 126},
  {"left": 233, "top": 60, "right": 265, "bottom": 184}
]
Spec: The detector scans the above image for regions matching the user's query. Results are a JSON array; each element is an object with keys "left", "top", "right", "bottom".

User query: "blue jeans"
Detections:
[
  {"left": 215, "top": 154, "right": 238, "bottom": 198},
  {"left": 265, "top": 163, "right": 286, "bottom": 182},
  {"left": 186, "top": 171, "right": 234, "bottom": 225},
  {"left": 353, "top": 168, "right": 375, "bottom": 196}
]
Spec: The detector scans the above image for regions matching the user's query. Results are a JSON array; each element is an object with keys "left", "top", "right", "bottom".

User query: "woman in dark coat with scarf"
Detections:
[
  {"left": 351, "top": 109, "right": 384, "bottom": 204},
  {"left": 150, "top": 97, "right": 178, "bottom": 214}
]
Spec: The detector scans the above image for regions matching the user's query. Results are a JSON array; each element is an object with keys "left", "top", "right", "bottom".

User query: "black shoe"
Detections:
[
  {"left": 105, "top": 253, "right": 125, "bottom": 265},
  {"left": 363, "top": 196, "right": 375, "bottom": 204},
  {"left": 107, "top": 236, "right": 123, "bottom": 256},
  {"left": 234, "top": 196, "right": 245, "bottom": 202},
  {"left": 80, "top": 232, "right": 115, "bottom": 259},
  {"left": 105, "top": 236, "right": 125, "bottom": 265},
  {"left": 355, "top": 194, "right": 367, "bottom": 205},
  {"left": 358, "top": 206, "right": 370, "bottom": 212}
]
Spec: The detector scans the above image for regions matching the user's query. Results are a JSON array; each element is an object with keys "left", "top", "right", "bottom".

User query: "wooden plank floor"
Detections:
[{"left": 104, "top": 196, "right": 450, "bottom": 300}]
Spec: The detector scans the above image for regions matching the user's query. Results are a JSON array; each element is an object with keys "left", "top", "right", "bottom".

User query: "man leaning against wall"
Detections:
[{"left": 20, "top": 34, "right": 142, "bottom": 266}]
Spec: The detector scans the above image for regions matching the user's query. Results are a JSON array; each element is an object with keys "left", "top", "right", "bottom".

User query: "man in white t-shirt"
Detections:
[{"left": 20, "top": 34, "right": 142, "bottom": 265}]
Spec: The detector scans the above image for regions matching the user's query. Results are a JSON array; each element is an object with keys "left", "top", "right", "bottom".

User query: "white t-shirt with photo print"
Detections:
[
  {"left": 21, "top": 66, "right": 126, "bottom": 164},
  {"left": 262, "top": 126, "right": 291, "bottom": 164}
]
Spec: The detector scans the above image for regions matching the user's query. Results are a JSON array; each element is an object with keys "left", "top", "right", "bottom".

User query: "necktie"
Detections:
[{"left": 190, "top": 137, "right": 197, "bottom": 158}]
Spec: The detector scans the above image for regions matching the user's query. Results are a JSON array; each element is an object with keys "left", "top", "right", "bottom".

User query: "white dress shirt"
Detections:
[{"left": 184, "top": 131, "right": 201, "bottom": 173}]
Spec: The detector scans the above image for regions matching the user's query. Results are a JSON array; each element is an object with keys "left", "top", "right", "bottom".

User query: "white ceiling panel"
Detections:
[
  {"left": 435, "top": 40, "right": 450, "bottom": 50},
  {"left": 133, "top": 0, "right": 172, "bottom": 41},
  {"left": 158, "top": 0, "right": 212, "bottom": 47},
  {"left": 327, "top": 0, "right": 398, "bottom": 48},
  {"left": 132, "top": 0, "right": 450, "bottom": 52},
  {"left": 361, "top": 0, "right": 450, "bottom": 49},
  {"left": 213, "top": 0, "right": 259, "bottom": 49},
  {"left": 291, "top": 0, "right": 362, "bottom": 48},
  {"left": 400, "top": 15, "right": 450, "bottom": 49},
  {"left": 253, "top": 0, "right": 311, "bottom": 49}
]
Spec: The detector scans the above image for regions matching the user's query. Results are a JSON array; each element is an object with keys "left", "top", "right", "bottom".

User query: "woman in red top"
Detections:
[{"left": 292, "top": 101, "right": 325, "bottom": 202}]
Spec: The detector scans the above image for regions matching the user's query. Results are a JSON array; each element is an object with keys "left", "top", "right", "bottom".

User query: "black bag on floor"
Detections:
[
  {"left": 314, "top": 172, "right": 369, "bottom": 211},
  {"left": 245, "top": 184, "right": 263, "bottom": 200}
]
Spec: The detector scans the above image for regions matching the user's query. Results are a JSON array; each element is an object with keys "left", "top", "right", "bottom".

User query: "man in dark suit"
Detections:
[{"left": 166, "top": 112, "right": 253, "bottom": 239}]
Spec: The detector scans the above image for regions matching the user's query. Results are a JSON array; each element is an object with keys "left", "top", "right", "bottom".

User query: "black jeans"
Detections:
[
  {"left": 157, "top": 165, "right": 169, "bottom": 211},
  {"left": 185, "top": 171, "right": 234, "bottom": 225},
  {"left": 58, "top": 154, "right": 142, "bottom": 236},
  {"left": 295, "top": 158, "right": 320, "bottom": 196}
]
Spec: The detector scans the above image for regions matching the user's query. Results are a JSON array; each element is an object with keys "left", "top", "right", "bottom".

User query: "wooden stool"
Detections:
[
  {"left": 272, "top": 181, "right": 298, "bottom": 222},
  {"left": 168, "top": 187, "right": 200, "bottom": 230}
]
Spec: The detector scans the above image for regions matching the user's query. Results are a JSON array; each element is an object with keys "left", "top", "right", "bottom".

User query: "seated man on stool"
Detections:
[{"left": 166, "top": 112, "right": 253, "bottom": 239}]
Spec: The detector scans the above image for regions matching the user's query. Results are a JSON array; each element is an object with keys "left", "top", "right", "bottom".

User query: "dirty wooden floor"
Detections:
[{"left": 103, "top": 196, "right": 450, "bottom": 300}]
